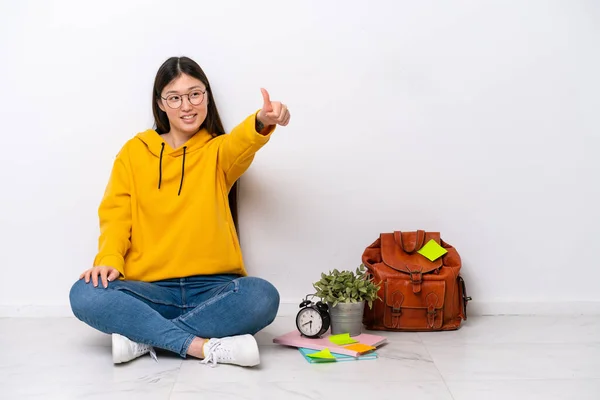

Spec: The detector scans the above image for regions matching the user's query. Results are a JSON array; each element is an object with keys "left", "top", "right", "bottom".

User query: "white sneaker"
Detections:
[
  {"left": 201, "top": 334, "right": 260, "bottom": 367},
  {"left": 112, "top": 333, "right": 157, "bottom": 364}
]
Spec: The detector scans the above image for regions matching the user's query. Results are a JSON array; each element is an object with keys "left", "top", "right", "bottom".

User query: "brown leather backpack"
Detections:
[{"left": 361, "top": 230, "right": 471, "bottom": 331}]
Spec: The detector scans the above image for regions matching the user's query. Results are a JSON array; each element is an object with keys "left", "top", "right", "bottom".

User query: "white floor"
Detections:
[{"left": 1, "top": 315, "right": 599, "bottom": 399}]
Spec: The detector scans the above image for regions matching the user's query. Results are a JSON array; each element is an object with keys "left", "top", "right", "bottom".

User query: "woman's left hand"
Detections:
[{"left": 257, "top": 88, "right": 291, "bottom": 127}]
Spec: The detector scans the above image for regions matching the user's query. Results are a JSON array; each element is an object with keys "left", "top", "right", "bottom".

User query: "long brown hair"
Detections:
[{"left": 152, "top": 56, "right": 226, "bottom": 136}]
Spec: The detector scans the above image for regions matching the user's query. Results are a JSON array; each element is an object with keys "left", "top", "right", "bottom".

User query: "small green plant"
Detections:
[{"left": 313, "top": 264, "right": 381, "bottom": 309}]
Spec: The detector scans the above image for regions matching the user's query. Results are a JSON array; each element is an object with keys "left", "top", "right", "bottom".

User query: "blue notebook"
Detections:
[{"left": 298, "top": 347, "right": 378, "bottom": 363}]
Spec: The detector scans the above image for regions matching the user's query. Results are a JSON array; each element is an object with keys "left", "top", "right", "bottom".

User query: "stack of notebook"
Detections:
[{"left": 273, "top": 331, "right": 388, "bottom": 363}]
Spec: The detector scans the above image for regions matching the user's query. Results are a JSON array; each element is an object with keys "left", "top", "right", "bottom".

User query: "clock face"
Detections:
[{"left": 297, "top": 307, "right": 323, "bottom": 337}]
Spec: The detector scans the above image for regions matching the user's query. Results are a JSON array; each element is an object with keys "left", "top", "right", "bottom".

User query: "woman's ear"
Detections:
[{"left": 157, "top": 98, "right": 166, "bottom": 113}]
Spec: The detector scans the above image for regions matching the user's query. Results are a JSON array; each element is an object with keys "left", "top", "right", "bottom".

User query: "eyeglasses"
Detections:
[{"left": 160, "top": 89, "right": 206, "bottom": 109}]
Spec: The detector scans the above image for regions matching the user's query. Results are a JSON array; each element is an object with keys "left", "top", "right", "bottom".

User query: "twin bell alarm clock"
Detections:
[{"left": 296, "top": 295, "right": 330, "bottom": 338}]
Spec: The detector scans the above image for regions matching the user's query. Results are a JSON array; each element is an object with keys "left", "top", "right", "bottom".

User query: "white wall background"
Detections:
[{"left": 0, "top": 0, "right": 598, "bottom": 316}]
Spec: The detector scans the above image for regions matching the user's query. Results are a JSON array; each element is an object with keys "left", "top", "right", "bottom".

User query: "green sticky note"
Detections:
[
  {"left": 329, "top": 333, "right": 358, "bottom": 345},
  {"left": 306, "top": 348, "right": 337, "bottom": 361},
  {"left": 417, "top": 239, "right": 448, "bottom": 261}
]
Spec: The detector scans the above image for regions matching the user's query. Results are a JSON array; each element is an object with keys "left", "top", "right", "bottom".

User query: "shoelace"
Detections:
[
  {"left": 133, "top": 342, "right": 158, "bottom": 362},
  {"left": 200, "top": 339, "right": 232, "bottom": 367}
]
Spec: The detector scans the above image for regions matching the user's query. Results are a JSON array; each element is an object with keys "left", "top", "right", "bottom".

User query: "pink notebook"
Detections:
[{"left": 273, "top": 331, "right": 388, "bottom": 357}]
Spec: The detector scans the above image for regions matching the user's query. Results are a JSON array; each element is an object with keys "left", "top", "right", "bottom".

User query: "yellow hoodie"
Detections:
[{"left": 93, "top": 111, "right": 274, "bottom": 282}]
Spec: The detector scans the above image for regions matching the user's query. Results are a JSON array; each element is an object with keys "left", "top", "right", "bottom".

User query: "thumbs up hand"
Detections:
[{"left": 257, "top": 88, "right": 291, "bottom": 128}]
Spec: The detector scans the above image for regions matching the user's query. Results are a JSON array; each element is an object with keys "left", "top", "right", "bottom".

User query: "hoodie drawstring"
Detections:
[
  {"left": 158, "top": 143, "right": 187, "bottom": 196},
  {"left": 158, "top": 143, "right": 165, "bottom": 189},
  {"left": 178, "top": 146, "right": 187, "bottom": 196}
]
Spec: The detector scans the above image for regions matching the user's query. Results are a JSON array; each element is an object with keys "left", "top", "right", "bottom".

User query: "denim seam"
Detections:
[
  {"left": 174, "top": 280, "right": 239, "bottom": 325},
  {"left": 180, "top": 279, "right": 186, "bottom": 308},
  {"left": 180, "top": 333, "right": 196, "bottom": 358},
  {"left": 113, "top": 287, "right": 182, "bottom": 308},
  {"left": 74, "top": 312, "right": 185, "bottom": 355}
]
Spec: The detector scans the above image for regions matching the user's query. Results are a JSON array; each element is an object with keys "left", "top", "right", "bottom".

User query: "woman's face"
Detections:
[{"left": 158, "top": 73, "right": 209, "bottom": 136}]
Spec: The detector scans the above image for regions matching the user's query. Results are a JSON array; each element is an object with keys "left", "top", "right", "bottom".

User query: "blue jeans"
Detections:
[{"left": 69, "top": 274, "right": 279, "bottom": 357}]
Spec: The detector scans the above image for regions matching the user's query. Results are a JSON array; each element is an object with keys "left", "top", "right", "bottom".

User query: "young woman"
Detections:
[{"left": 69, "top": 56, "right": 290, "bottom": 367}]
